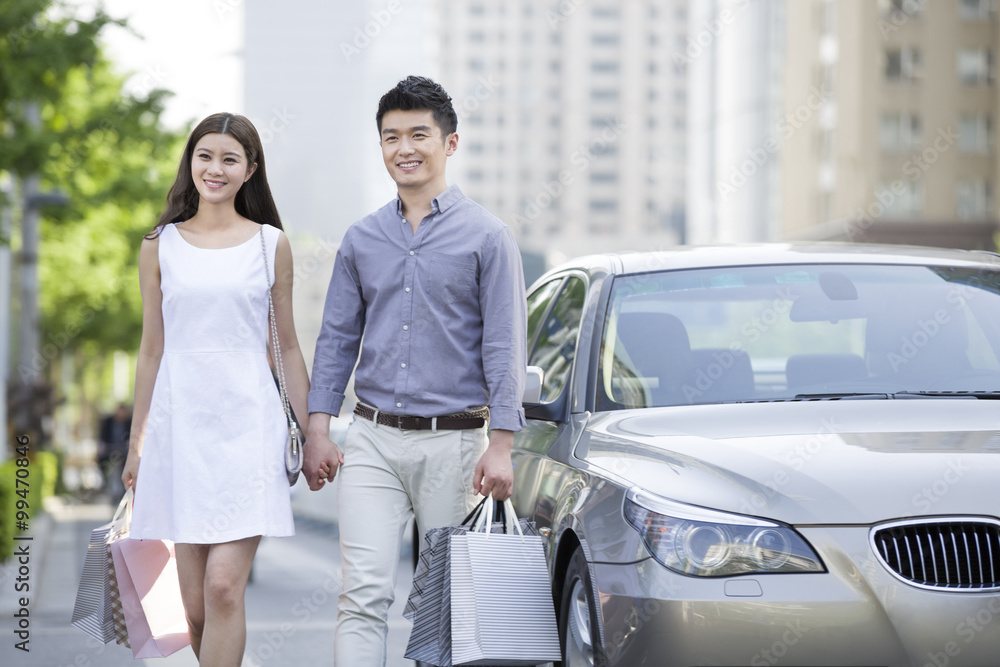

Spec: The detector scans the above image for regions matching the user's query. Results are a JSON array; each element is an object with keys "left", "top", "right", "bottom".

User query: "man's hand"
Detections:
[
  {"left": 473, "top": 429, "right": 514, "bottom": 501},
  {"left": 305, "top": 414, "right": 345, "bottom": 491}
]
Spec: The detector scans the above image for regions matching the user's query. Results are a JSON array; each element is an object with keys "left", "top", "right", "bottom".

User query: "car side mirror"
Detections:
[{"left": 523, "top": 366, "right": 544, "bottom": 404}]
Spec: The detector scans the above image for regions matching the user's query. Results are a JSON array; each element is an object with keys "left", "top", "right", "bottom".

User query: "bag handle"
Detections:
[
  {"left": 109, "top": 488, "right": 133, "bottom": 541},
  {"left": 260, "top": 229, "right": 298, "bottom": 441},
  {"left": 473, "top": 493, "right": 525, "bottom": 542}
]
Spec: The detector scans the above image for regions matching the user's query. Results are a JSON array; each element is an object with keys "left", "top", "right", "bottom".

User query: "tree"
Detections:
[{"left": 2, "top": 0, "right": 183, "bottom": 449}]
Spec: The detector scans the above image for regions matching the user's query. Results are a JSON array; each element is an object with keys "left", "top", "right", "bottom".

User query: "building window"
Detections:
[
  {"left": 590, "top": 172, "right": 618, "bottom": 184},
  {"left": 960, "top": 0, "right": 997, "bottom": 20},
  {"left": 591, "top": 33, "right": 620, "bottom": 46},
  {"left": 878, "top": 181, "right": 923, "bottom": 217},
  {"left": 468, "top": 170, "right": 484, "bottom": 182},
  {"left": 469, "top": 31, "right": 486, "bottom": 43},
  {"left": 880, "top": 113, "right": 921, "bottom": 151},
  {"left": 469, "top": 58, "right": 486, "bottom": 72},
  {"left": 959, "top": 114, "right": 994, "bottom": 152},
  {"left": 956, "top": 180, "right": 994, "bottom": 219},
  {"left": 468, "top": 142, "right": 484, "bottom": 154},
  {"left": 591, "top": 88, "right": 619, "bottom": 101},
  {"left": 591, "top": 61, "right": 619, "bottom": 73},
  {"left": 590, "top": 199, "right": 618, "bottom": 212},
  {"left": 958, "top": 49, "right": 995, "bottom": 85},
  {"left": 592, "top": 6, "right": 620, "bottom": 19},
  {"left": 885, "top": 47, "right": 922, "bottom": 82}
]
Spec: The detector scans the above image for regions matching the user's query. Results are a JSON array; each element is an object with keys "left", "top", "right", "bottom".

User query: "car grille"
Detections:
[{"left": 871, "top": 518, "right": 1000, "bottom": 592}]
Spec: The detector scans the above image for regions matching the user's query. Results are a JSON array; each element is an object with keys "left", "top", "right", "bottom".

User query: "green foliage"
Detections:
[
  {"left": 0, "top": 462, "right": 11, "bottom": 562},
  {"left": 0, "top": 451, "right": 56, "bottom": 562},
  {"left": 2, "top": 0, "right": 184, "bottom": 356}
]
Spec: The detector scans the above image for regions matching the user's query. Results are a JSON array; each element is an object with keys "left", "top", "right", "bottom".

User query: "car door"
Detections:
[{"left": 511, "top": 272, "right": 591, "bottom": 536}]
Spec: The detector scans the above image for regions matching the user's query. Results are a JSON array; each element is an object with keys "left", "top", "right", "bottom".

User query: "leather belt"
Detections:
[{"left": 353, "top": 404, "right": 488, "bottom": 430}]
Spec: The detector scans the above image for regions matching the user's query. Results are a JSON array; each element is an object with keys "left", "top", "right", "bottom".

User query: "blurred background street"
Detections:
[{"left": 2, "top": 0, "right": 999, "bottom": 664}]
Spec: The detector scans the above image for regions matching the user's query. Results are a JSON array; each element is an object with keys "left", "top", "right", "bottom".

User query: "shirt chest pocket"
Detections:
[{"left": 425, "top": 253, "right": 477, "bottom": 305}]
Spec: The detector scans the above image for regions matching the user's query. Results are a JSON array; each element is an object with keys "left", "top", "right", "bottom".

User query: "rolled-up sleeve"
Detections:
[
  {"left": 479, "top": 226, "right": 527, "bottom": 431},
  {"left": 308, "top": 234, "right": 365, "bottom": 416}
]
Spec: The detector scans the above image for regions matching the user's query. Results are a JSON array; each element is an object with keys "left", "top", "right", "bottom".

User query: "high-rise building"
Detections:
[
  {"left": 690, "top": 0, "right": 999, "bottom": 250},
  {"left": 436, "top": 0, "right": 689, "bottom": 262},
  {"left": 787, "top": 0, "right": 998, "bottom": 248}
]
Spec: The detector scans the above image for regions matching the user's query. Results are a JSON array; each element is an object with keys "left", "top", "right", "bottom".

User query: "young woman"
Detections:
[{"left": 121, "top": 112, "right": 310, "bottom": 666}]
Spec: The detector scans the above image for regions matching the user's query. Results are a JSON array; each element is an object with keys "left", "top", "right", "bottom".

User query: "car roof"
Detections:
[{"left": 543, "top": 243, "right": 1000, "bottom": 279}]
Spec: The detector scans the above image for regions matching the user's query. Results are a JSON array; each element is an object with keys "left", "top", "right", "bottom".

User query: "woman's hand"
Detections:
[{"left": 121, "top": 450, "right": 140, "bottom": 491}]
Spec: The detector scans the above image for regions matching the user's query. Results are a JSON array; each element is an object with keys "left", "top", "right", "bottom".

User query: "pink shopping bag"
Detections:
[{"left": 109, "top": 537, "right": 191, "bottom": 658}]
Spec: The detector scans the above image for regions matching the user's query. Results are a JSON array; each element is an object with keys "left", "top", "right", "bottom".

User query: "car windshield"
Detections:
[{"left": 596, "top": 263, "right": 1000, "bottom": 409}]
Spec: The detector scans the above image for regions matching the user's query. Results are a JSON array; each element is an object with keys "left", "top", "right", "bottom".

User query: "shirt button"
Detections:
[
  {"left": 405, "top": 287, "right": 411, "bottom": 293},
  {"left": 401, "top": 363, "right": 407, "bottom": 368},
  {"left": 396, "top": 402, "right": 402, "bottom": 408},
  {"left": 403, "top": 325, "right": 409, "bottom": 331},
  {"left": 409, "top": 251, "right": 415, "bottom": 256}
]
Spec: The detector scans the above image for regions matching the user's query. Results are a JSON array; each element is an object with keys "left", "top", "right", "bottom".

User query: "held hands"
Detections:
[
  {"left": 304, "top": 422, "right": 344, "bottom": 491},
  {"left": 473, "top": 429, "right": 514, "bottom": 501}
]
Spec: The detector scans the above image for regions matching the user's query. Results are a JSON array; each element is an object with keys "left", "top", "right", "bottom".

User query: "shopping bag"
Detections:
[
  {"left": 71, "top": 490, "right": 131, "bottom": 644},
  {"left": 404, "top": 522, "right": 470, "bottom": 665},
  {"left": 450, "top": 497, "right": 561, "bottom": 666},
  {"left": 109, "top": 529, "right": 190, "bottom": 657},
  {"left": 404, "top": 498, "right": 536, "bottom": 666}
]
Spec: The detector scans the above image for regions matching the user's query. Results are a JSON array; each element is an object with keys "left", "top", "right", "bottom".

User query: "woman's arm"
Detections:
[
  {"left": 122, "top": 236, "right": 164, "bottom": 491},
  {"left": 270, "top": 231, "right": 313, "bottom": 438}
]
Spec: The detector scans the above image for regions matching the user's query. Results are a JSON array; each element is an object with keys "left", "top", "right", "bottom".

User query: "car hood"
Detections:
[{"left": 581, "top": 400, "right": 1000, "bottom": 525}]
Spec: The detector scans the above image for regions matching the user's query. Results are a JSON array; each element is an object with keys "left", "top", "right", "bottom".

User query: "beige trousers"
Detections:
[{"left": 334, "top": 415, "right": 488, "bottom": 666}]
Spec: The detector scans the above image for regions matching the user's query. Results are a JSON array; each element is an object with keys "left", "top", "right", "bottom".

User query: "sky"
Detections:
[{"left": 74, "top": 0, "right": 245, "bottom": 130}]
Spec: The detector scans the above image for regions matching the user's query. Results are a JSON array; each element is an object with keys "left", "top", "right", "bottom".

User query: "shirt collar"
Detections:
[{"left": 394, "top": 184, "right": 464, "bottom": 218}]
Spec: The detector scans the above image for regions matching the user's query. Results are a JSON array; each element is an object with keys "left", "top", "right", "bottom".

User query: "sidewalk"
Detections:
[{"left": 0, "top": 485, "right": 345, "bottom": 667}]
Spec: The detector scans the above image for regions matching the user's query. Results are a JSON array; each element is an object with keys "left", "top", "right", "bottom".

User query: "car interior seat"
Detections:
[{"left": 613, "top": 312, "right": 697, "bottom": 406}]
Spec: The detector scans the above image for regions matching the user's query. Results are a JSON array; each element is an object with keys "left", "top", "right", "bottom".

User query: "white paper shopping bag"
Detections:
[{"left": 449, "top": 497, "right": 562, "bottom": 666}]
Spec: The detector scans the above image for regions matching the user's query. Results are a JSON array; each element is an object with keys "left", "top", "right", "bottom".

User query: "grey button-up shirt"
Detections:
[{"left": 308, "top": 185, "right": 527, "bottom": 432}]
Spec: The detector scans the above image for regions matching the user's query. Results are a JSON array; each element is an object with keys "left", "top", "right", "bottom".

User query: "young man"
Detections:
[{"left": 305, "top": 76, "right": 527, "bottom": 665}]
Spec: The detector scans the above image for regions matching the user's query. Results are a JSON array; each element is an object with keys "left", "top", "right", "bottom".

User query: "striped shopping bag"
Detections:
[
  {"left": 404, "top": 497, "right": 538, "bottom": 666},
  {"left": 71, "top": 490, "right": 131, "bottom": 644},
  {"left": 449, "top": 498, "right": 560, "bottom": 666}
]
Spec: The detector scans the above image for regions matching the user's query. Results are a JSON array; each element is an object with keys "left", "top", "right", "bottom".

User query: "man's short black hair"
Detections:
[{"left": 376, "top": 75, "right": 458, "bottom": 137}]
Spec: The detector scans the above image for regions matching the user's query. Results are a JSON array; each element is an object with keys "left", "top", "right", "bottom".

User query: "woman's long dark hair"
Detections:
[{"left": 148, "top": 112, "right": 282, "bottom": 238}]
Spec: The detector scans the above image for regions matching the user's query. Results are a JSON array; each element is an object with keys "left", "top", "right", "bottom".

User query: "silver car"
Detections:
[{"left": 511, "top": 244, "right": 1000, "bottom": 666}]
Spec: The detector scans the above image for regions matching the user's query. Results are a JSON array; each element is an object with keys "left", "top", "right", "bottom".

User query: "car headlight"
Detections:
[{"left": 624, "top": 488, "right": 825, "bottom": 577}]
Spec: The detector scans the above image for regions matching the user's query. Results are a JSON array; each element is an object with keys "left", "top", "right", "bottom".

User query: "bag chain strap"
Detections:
[{"left": 260, "top": 228, "right": 294, "bottom": 429}]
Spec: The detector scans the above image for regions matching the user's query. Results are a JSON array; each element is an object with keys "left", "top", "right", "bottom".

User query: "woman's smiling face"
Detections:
[{"left": 190, "top": 132, "right": 256, "bottom": 205}]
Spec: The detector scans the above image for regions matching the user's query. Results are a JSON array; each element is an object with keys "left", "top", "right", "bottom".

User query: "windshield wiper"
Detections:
[
  {"left": 793, "top": 393, "right": 890, "bottom": 400},
  {"left": 893, "top": 391, "right": 1000, "bottom": 399},
  {"left": 731, "top": 393, "right": 891, "bottom": 403}
]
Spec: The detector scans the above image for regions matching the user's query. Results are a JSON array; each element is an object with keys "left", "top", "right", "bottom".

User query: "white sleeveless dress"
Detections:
[{"left": 131, "top": 222, "right": 294, "bottom": 544}]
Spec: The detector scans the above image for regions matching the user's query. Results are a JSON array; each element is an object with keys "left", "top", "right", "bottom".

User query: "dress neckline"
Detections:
[{"left": 171, "top": 222, "right": 263, "bottom": 250}]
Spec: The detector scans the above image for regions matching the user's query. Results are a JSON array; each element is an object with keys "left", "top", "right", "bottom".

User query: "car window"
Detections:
[
  {"left": 526, "top": 278, "right": 565, "bottom": 356},
  {"left": 596, "top": 263, "right": 1000, "bottom": 410},
  {"left": 529, "top": 276, "right": 587, "bottom": 403}
]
